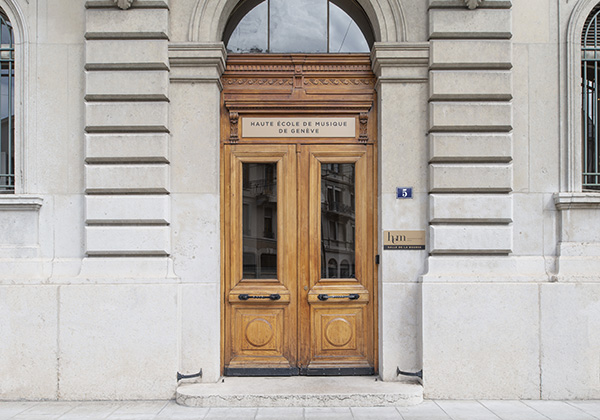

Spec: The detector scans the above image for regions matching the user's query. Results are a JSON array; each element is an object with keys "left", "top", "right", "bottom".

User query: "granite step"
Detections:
[{"left": 176, "top": 376, "right": 422, "bottom": 407}]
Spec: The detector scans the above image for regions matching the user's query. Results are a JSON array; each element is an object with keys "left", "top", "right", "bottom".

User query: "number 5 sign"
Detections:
[{"left": 396, "top": 187, "right": 413, "bottom": 199}]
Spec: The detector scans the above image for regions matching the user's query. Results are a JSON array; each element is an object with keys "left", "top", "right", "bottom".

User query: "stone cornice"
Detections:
[
  {"left": 0, "top": 196, "right": 43, "bottom": 211},
  {"left": 554, "top": 192, "right": 600, "bottom": 210},
  {"left": 168, "top": 43, "right": 227, "bottom": 86},
  {"left": 371, "top": 42, "right": 430, "bottom": 84}
]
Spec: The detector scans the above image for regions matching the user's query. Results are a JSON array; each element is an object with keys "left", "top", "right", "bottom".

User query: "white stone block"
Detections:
[
  {"left": 429, "top": 102, "right": 512, "bottom": 132},
  {"left": 424, "top": 255, "right": 548, "bottom": 282},
  {"left": 429, "top": 133, "right": 512, "bottom": 162},
  {"left": 78, "top": 257, "right": 177, "bottom": 281},
  {"left": 430, "top": 40, "right": 512, "bottom": 69},
  {"left": 429, "top": 9, "right": 512, "bottom": 39},
  {"left": 85, "top": 164, "right": 169, "bottom": 194},
  {"left": 85, "top": 102, "right": 169, "bottom": 132},
  {"left": 430, "top": 225, "right": 513, "bottom": 254},
  {"left": 430, "top": 194, "right": 512, "bottom": 223},
  {"left": 171, "top": 194, "right": 220, "bottom": 282},
  {"left": 86, "top": 226, "right": 170, "bottom": 256},
  {"left": 379, "top": 283, "right": 421, "bottom": 381},
  {"left": 180, "top": 283, "right": 221, "bottom": 382},
  {"left": 58, "top": 284, "right": 178, "bottom": 399},
  {"left": 86, "top": 8, "right": 168, "bottom": 39},
  {"left": 0, "top": 201, "right": 40, "bottom": 247},
  {"left": 430, "top": 70, "right": 512, "bottom": 101},
  {"left": 86, "top": 71, "right": 169, "bottom": 101},
  {"left": 0, "top": 286, "right": 58, "bottom": 399},
  {"left": 85, "top": 133, "right": 169, "bottom": 163},
  {"left": 169, "top": 81, "right": 221, "bottom": 194},
  {"left": 422, "top": 283, "right": 540, "bottom": 399},
  {"left": 86, "top": 39, "right": 168, "bottom": 70},
  {"left": 86, "top": 195, "right": 170, "bottom": 224},
  {"left": 430, "top": 164, "right": 512, "bottom": 192},
  {"left": 512, "top": 193, "right": 544, "bottom": 256},
  {"left": 558, "top": 208, "right": 600, "bottom": 243},
  {"left": 541, "top": 283, "right": 600, "bottom": 399}
]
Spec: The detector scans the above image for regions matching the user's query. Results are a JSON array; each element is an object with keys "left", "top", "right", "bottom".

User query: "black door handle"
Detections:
[
  {"left": 317, "top": 293, "right": 359, "bottom": 301},
  {"left": 238, "top": 294, "right": 281, "bottom": 301}
]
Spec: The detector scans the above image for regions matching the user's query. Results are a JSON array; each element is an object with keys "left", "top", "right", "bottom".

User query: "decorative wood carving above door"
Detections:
[{"left": 221, "top": 54, "right": 376, "bottom": 144}]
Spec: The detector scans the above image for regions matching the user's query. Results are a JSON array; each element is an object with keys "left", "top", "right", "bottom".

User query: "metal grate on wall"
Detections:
[
  {"left": 582, "top": 6, "right": 600, "bottom": 191},
  {"left": 0, "top": 11, "right": 13, "bottom": 193}
]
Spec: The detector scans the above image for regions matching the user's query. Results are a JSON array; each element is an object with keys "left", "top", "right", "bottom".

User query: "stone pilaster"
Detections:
[
  {"left": 427, "top": 0, "right": 514, "bottom": 260},
  {"left": 83, "top": 0, "right": 174, "bottom": 277},
  {"left": 371, "top": 43, "right": 430, "bottom": 381}
]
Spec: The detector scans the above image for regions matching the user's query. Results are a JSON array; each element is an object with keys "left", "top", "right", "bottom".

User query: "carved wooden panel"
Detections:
[{"left": 235, "top": 309, "right": 283, "bottom": 355}]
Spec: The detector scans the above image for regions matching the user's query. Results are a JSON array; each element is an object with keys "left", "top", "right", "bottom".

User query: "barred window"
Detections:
[
  {"left": 582, "top": 5, "right": 600, "bottom": 191},
  {"left": 0, "top": 10, "right": 13, "bottom": 193}
]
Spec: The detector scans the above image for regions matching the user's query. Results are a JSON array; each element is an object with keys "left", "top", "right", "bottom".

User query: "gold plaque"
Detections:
[
  {"left": 242, "top": 117, "right": 356, "bottom": 138},
  {"left": 383, "top": 230, "right": 426, "bottom": 250}
]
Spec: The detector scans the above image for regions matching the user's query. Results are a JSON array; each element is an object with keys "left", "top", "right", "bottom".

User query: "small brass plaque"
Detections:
[
  {"left": 383, "top": 230, "right": 426, "bottom": 250},
  {"left": 242, "top": 117, "right": 356, "bottom": 138}
]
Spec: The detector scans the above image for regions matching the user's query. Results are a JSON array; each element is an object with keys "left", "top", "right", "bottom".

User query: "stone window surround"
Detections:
[
  {"left": 565, "top": 0, "right": 600, "bottom": 195},
  {"left": 0, "top": 0, "right": 27, "bottom": 195}
]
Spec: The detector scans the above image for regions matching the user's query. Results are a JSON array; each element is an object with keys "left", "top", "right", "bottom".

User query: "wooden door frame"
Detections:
[{"left": 220, "top": 54, "right": 378, "bottom": 375}]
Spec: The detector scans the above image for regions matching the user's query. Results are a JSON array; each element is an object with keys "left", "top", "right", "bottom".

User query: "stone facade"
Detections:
[{"left": 1, "top": 0, "right": 600, "bottom": 401}]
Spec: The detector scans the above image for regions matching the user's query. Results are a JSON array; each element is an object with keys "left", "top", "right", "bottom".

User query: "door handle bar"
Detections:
[
  {"left": 317, "top": 293, "right": 359, "bottom": 301},
  {"left": 238, "top": 293, "right": 281, "bottom": 301}
]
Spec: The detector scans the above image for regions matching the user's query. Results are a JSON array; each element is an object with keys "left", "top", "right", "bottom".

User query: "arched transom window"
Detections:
[
  {"left": 0, "top": 9, "right": 13, "bottom": 193},
  {"left": 224, "top": 0, "right": 374, "bottom": 54},
  {"left": 582, "top": 5, "right": 600, "bottom": 191}
]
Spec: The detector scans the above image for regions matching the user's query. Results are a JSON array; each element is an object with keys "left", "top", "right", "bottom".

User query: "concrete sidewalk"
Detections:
[{"left": 1, "top": 400, "right": 600, "bottom": 420}]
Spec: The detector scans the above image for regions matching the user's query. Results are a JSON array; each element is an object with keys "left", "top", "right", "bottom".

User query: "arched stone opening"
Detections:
[{"left": 187, "top": 0, "right": 406, "bottom": 45}]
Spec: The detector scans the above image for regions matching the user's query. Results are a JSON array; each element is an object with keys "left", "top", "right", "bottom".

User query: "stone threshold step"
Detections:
[{"left": 176, "top": 376, "right": 423, "bottom": 407}]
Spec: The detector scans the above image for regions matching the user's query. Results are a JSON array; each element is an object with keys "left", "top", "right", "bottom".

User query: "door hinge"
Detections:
[{"left": 375, "top": 254, "right": 380, "bottom": 265}]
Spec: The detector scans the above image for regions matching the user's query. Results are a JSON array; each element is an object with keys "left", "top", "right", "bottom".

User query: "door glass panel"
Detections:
[
  {"left": 243, "top": 162, "right": 278, "bottom": 278},
  {"left": 321, "top": 163, "right": 355, "bottom": 278},
  {"left": 270, "top": 0, "right": 327, "bottom": 53}
]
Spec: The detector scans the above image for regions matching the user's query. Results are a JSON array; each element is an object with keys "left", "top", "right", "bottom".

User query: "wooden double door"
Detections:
[{"left": 222, "top": 141, "right": 376, "bottom": 375}]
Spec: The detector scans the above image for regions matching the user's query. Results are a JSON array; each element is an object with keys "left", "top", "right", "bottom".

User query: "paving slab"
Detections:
[
  {"left": 396, "top": 400, "right": 452, "bottom": 420},
  {"left": 255, "top": 407, "right": 304, "bottom": 420},
  {"left": 350, "top": 406, "right": 403, "bottom": 419},
  {"left": 304, "top": 407, "right": 353, "bottom": 420},
  {"left": 523, "top": 400, "right": 597, "bottom": 420},
  {"left": 567, "top": 401, "right": 600, "bottom": 419},
  {"left": 479, "top": 400, "right": 550, "bottom": 420},
  {"left": 435, "top": 400, "right": 501, "bottom": 420}
]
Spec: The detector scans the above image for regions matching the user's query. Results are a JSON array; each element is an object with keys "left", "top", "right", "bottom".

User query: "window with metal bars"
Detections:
[
  {"left": 582, "top": 5, "right": 600, "bottom": 191},
  {"left": 0, "top": 10, "right": 13, "bottom": 193}
]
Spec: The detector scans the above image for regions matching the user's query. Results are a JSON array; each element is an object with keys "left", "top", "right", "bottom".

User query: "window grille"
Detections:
[
  {"left": 0, "top": 11, "right": 13, "bottom": 193},
  {"left": 582, "top": 6, "right": 600, "bottom": 190}
]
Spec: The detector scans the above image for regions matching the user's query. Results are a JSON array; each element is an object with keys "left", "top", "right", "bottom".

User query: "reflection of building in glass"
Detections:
[
  {"left": 321, "top": 163, "right": 355, "bottom": 278},
  {"left": 242, "top": 163, "right": 278, "bottom": 279}
]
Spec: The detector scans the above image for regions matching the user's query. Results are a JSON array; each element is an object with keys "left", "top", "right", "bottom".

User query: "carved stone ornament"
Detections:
[
  {"left": 115, "top": 0, "right": 134, "bottom": 10},
  {"left": 465, "top": 0, "right": 483, "bottom": 9}
]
